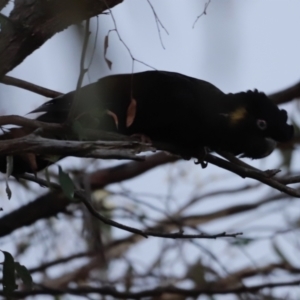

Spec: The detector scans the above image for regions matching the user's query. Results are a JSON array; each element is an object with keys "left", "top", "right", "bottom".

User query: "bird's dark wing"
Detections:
[
  {"left": 31, "top": 71, "right": 225, "bottom": 148},
  {"left": 0, "top": 70, "right": 294, "bottom": 174}
]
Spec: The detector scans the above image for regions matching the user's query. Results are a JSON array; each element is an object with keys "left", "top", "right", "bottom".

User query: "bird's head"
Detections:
[{"left": 223, "top": 90, "right": 294, "bottom": 159}]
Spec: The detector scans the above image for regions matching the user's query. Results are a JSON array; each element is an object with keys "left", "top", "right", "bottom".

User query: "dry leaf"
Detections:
[
  {"left": 104, "top": 35, "right": 109, "bottom": 56},
  {"left": 104, "top": 35, "right": 112, "bottom": 69},
  {"left": 105, "top": 57, "right": 112, "bottom": 70},
  {"left": 22, "top": 153, "right": 38, "bottom": 173},
  {"left": 106, "top": 110, "right": 119, "bottom": 129},
  {"left": 126, "top": 98, "right": 137, "bottom": 127}
]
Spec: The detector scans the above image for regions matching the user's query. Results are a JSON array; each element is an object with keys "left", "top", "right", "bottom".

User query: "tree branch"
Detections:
[
  {"left": 4, "top": 279, "right": 300, "bottom": 298},
  {"left": 0, "top": 75, "right": 62, "bottom": 98},
  {"left": 0, "top": 131, "right": 149, "bottom": 160},
  {"left": 0, "top": 153, "right": 175, "bottom": 238},
  {"left": 18, "top": 173, "right": 242, "bottom": 240},
  {"left": 205, "top": 154, "right": 300, "bottom": 197},
  {"left": 269, "top": 80, "right": 300, "bottom": 104},
  {"left": 68, "top": 19, "right": 91, "bottom": 121},
  {"left": 0, "top": 0, "right": 124, "bottom": 77}
]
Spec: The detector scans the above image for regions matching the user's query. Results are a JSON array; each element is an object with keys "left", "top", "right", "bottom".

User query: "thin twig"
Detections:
[
  {"left": 19, "top": 174, "right": 149, "bottom": 238},
  {"left": 147, "top": 0, "right": 169, "bottom": 49},
  {"left": 1, "top": 75, "right": 62, "bottom": 98},
  {"left": 87, "top": 16, "right": 99, "bottom": 72},
  {"left": 205, "top": 154, "right": 300, "bottom": 198},
  {"left": 193, "top": 0, "right": 212, "bottom": 28},
  {"left": 0, "top": 115, "right": 63, "bottom": 131},
  {"left": 143, "top": 231, "right": 242, "bottom": 239},
  {"left": 104, "top": 1, "right": 156, "bottom": 72},
  {"left": 19, "top": 173, "right": 243, "bottom": 240},
  {"left": 68, "top": 19, "right": 91, "bottom": 121}
]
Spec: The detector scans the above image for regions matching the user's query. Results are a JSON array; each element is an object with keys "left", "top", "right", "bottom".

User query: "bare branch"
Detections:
[
  {"left": 278, "top": 174, "right": 300, "bottom": 185},
  {"left": 215, "top": 262, "right": 300, "bottom": 288},
  {"left": 88, "top": 152, "right": 177, "bottom": 188},
  {"left": 193, "top": 0, "right": 212, "bottom": 28},
  {"left": 4, "top": 279, "right": 300, "bottom": 298},
  {"left": 19, "top": 173, "right": 149, "bottom": 238},
  {"left": 205, "top": 154, "right": 300, "bottom": 197},
  {"left": 0, "top": 119, "right": 297, "bottom": 197},
  {"left": 269, "top": 80, "right": 300, "bottom": 104},
  {"left": 105, "top": 5, "right": 156, "bottom": 72},
  {"left": 0, "top": 153, "right": 175, "bottom": 238},
  {"left": 147, "top": 0, "right": 169, "bottom": 49},
  {"left": 68, "top": 19, "right": 91, "bottom": 121},
  {"left": 0, "top": 0, "right": 124, "bottom": 77},
  {"left": 0, "top": 115, "right": 63, "bottom": 131},
  {"left": 0, "top": 75, "right": 62, "bottom": 98},
  {"left": 21, "top": 173, "right": 243, "bottom": 240},
  {"left": 143, "top": 230, "right": 242, "bottom": 239},
  {"left": 29, "top": 251, "right": 96, "bottom": 274}
]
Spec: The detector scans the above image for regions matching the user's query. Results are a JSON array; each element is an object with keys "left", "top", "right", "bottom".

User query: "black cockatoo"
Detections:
[{"left": 0, "top": 70, "right": 294, "bottom": 173}]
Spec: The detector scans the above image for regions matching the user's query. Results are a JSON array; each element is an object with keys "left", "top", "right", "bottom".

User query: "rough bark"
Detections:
[{"left": 0, "top": 0, "right": 123, "bottom": 77}]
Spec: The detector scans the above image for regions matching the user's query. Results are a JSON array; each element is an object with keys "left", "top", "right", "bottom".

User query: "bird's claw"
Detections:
[{"left": 194, "top": 147, "right": 209, "bottom": 169}]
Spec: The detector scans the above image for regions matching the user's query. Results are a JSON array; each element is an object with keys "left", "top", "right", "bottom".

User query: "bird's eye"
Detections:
[{"left": 257, "top": 119, "right": 267, "bottom": 130}]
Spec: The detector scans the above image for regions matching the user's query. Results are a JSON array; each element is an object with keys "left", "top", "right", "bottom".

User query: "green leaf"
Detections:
[
  {"left": 14, "top": 262, "right": 33, "bottom": 290},
  {"left": 1, "top": 251, "right": 18, "bottom": 296},
  {"left": 186, "top": 259, "right": 207, "bottom": 286},
  {"left": 230, "top": 237, "right": 254, "bottom": 247},
  {"left": 58, "top": 166, "right": 75, "bottom": 200}
]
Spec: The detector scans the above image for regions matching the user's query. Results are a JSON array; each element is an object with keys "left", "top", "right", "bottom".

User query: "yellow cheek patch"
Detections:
[{"left": 229, "top": 107, "right": 247, "bottom": 124}]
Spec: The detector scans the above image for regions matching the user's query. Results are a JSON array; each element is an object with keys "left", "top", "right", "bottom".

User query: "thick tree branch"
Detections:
[
  {"left": 0, "top": 131, "right": 149, "bottom": 160},
  {"left": 68, "top": 19, "right": 91, "bottom": 121},
  {"left": 0, "top": 191, "right": 70, "bottom": 238},
  {"left": 0, "top": 0, "right": 123, "bottom": 77},
  {"left": 88, "top": 152, "right": 178, "bottom": 189}
]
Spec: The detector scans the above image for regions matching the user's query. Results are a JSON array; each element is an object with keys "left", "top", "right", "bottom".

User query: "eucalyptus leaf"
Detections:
[
  {"left": 58, "top": 166, "right": 75, "bottom": 200},
  {"left": 1, "top": 250, "right": 18, "bottom": 296}
]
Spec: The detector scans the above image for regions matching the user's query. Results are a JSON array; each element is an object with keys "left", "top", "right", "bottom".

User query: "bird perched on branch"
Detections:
[{"left": 0, "top": 70, "right": 294, "bottom": 173}]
